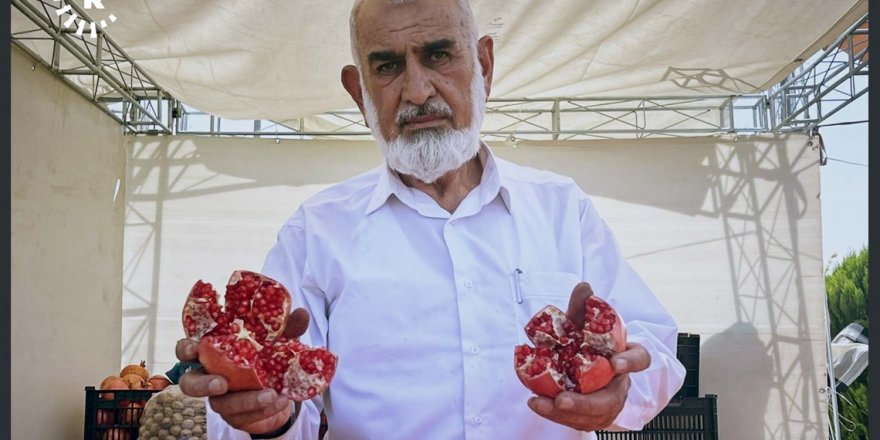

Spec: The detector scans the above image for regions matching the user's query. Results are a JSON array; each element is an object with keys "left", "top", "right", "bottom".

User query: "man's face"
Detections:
[{"left": 353, "top": 0, "right": 484, "bottom": 142}]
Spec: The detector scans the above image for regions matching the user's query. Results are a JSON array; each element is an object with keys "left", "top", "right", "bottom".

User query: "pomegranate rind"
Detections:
[
  {"left": 199, "top": 337, "right": 264, "bottom": 392},
  {"left": 121, "top": 373, "right": 147, "bottom": 390},
  {"left": 98, "top": 376, "right": 128, "bottom": 400},
  {"left": 514, "top": 345, "right": 565, "bottom": 398},
  {"left": 182, "top": 280, "right": 221, "bottom": 339},
  {"left": 146, "top": 375, "right": 172, "bottom": 391},
  {"left": 119, "top": 361, "right": 149, "bottom": 381},
  {"left": 573, "top": 354, "right": 614, "bottom": 394}
]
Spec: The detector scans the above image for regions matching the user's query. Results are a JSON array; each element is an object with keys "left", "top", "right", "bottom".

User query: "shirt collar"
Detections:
[{"left": 365, "top": 143, "right": 512, "bottom": 215}]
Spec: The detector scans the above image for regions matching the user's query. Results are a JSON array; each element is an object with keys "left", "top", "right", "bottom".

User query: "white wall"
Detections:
[
  {"left": 125, "top": 133, "right": 826, "bottom": 439},
  {"left": 11, "top": 45, "right": 126, "bottom": 439}
]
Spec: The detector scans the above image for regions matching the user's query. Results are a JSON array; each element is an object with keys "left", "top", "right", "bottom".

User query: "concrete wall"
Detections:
[
  {"left": 125, "top": 133, "right": 827, "bottom": 439},
  {"left": 11, "top": 45, "right": 126, "bottom": 439}
]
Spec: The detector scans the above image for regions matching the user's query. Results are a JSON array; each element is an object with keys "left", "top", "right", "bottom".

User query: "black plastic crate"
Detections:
[
  {"left": 597, "top": 394, "right": 718, "bottom": 440},
  {"left": 674, "top": 333, "right": 700, "bottom": 399},
  {"left": 83, "top": 386, "right": 161, "bottom": 440}
]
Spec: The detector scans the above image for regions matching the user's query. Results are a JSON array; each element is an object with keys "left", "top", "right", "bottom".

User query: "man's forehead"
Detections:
[{"left": 355, "top": 0, "right": 466, "bottom": 42}]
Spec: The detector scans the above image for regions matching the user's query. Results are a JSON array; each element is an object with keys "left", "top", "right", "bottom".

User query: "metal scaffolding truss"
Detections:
[
  {"left": 10, "top": 0, "right": 174, "bottom": 134},
  {"left": 766, "top": 13, "right": 869, "bottom": 133},
  {"left": 175, "top": 95, "right": 769, "bottom": 141},
  {"left": 10, "top": 1, "right": 868, "bottom": 140}
]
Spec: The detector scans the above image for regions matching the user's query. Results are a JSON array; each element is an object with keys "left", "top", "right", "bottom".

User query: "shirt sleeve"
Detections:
[
  {"left": 578, "top": 194, "right": 687, "bottom": 431},
  {"left": 206, "top": 211, "right": 326, "bottom": 440}
]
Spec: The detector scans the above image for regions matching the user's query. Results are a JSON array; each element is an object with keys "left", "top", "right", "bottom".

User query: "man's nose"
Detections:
[{"left": 401, "top": 62, "right": 436, "bottom": 106}]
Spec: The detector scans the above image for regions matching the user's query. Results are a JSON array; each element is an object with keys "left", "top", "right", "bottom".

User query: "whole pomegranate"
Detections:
[
  {"left": 514, "top": 295, "right": 626, "bottom": 397},
  {"left": 121, "top": 374, "right": 147, "bottom": 390},
  {"left": 101, "top": 428, "right": 132, "bottom": 440},
  {"left": 120, "top": 401, "right": 144, "bottom": 425},
  {"left": 119, "top": 361, "right": 149, "bottom": 381},
  {"left": 182, "top": 270, "right": 337, "bottom": 401},
  {"left": 96, "top": 409, "right": 114, "bottom": 426},
  {"left": 147, "top": 375, "right": 172, "bottom": 391},
  {"left": 99, "top": 376, "right": 129, "bottom": 400}
]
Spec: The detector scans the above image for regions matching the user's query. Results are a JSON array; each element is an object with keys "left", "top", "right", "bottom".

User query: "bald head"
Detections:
[{"left": 349, "top": 0, "right": 478, "bottom": 67}]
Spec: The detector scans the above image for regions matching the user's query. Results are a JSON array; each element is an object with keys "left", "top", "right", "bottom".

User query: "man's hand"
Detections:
[
  {"left": 527, "top": 343, "right": 650, "bottom": 431},
  {"left": 175, "top": 308, "right": 311, "bottom": 435},
  {"left": 527, "top": 282, "right": 651, "bottom": 431}
]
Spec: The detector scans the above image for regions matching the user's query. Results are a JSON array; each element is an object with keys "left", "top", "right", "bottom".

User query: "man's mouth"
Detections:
[{"left": 400, "top": 114, "right": 449, "bottom": 130}]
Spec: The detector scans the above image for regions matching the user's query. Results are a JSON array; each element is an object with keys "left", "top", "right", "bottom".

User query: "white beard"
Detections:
[{"left": 361, "top": 64, "right": 487, "bottom": 184}]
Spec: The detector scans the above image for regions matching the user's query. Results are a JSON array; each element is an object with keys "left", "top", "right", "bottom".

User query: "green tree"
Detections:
[{"left": 825, "top": 247, "right": 868, "bottom": 440}]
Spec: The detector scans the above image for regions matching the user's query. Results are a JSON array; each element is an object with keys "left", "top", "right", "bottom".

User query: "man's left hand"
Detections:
[
  {"left": 527, "top": 342, "right": 650, "bottom": 431},
  {"left": 527, "top": 282, "right": 651, "bottom": 431}
]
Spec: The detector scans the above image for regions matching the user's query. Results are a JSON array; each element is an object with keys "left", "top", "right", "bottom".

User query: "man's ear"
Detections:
[
  {"left": 341, "top": 65, "right": 367, "bottom": 118},
  {"left": 477, "top": 36, "right": 495, "bottom": 99}
]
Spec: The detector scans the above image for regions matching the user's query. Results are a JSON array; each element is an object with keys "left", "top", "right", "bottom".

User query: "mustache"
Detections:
[{"left": 395, "top": 99, "right": 454, "bottom": 127}]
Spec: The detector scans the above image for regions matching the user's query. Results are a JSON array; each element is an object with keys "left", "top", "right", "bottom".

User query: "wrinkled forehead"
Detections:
[{"left": 353, "top": 0, "right": 472, "bottom": 55}]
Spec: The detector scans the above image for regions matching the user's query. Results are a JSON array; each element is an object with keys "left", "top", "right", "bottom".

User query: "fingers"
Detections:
[
  {"left": 283, "top": 308, "right": 310, "bottom": 339},
  {"left": 176, "top": 338, "right": 199, "bottom": 362},
  {"left": 209, "top": 388, "right": 290, "bottom": 418},
  {"left": 209, "top": 389, "right": 293, "bottom": 434},
  {"left": 566, "top": 282, "right": 594, "bottom": 329},
  {"left": 232, "top": 406, "right": 293, "bottom": 435},
  {"left": 610, "top": 342, "right": 651, "bottom": 375},
  {"left": 178, "top": 367, "right": 227, "bottom": 398},
  {"left": 527, "top": 375, "right": 631, "bottom": 431}
]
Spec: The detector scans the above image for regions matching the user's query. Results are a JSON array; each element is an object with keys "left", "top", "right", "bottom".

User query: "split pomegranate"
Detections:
[
  {"left": 182, "top": 270, "right": 337, "bottom": 401},
  {"left": 514, "top": 296, "right": 626, "bottom": 397}
]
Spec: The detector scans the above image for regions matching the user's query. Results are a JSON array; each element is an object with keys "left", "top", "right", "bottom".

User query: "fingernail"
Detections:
[
  {"left": 208, "top": 378, "right": 223, "bottom": 394},
  {"left": 559, "top": 396, "right": 574, "bottom": 410},
  {"left": 258, "top": 390, "right": 275, "bottom": 405},
  {"left": 185, "top": 344, "right": 197, "bottom": 358},
  {"left": 615, "top": 358, "right": 627, "bottom": 372}
]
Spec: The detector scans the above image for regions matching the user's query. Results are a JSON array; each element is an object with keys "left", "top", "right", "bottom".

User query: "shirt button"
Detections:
[
  {"left": 470, "top": 345, "right": 480, "bottom": 354},
  {"left": 449, "top": 219, "right": 457, "bottom": 226},
  {"left": 472, "top": 415, "right": 483, "bottom": 425},
  {"left": 463, "top": 280, "right": 473, "bottom": 288}
]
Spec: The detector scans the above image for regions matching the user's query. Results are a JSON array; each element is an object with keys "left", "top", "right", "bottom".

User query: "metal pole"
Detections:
[{"left": 823, "top": 292, "right": 842, "bottom": 440}]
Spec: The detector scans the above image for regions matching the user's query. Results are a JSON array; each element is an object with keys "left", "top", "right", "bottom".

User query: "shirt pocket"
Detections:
[{"left": 511, "top": 270, "right": 581, "bottom": 344}]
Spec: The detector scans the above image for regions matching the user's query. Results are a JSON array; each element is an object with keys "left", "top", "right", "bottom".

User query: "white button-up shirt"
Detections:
[{"left": 208, "top": 146, "right": 685, "bottom": 439}]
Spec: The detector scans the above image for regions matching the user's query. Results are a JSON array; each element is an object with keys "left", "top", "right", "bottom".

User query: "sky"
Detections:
[{"left": 816, "top": 93, "right": 868, "bottom": 269}]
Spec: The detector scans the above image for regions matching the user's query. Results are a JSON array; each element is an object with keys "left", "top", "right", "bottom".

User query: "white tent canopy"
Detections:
[
  {"left": 10, "top": 2, "right": 865, "bottom": 439},
  {"left": 11, "top": 0, "right": 867, "bottom": 121}
]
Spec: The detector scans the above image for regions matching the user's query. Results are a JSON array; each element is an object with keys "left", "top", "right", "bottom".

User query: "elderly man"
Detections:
[{"left": 177, "top": 0, "right": 686, "bottom": 438}]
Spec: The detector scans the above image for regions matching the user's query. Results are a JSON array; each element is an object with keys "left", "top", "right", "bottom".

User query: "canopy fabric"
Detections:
[{"left": 12, "top": 0, "right": 867, "bottom": 120}]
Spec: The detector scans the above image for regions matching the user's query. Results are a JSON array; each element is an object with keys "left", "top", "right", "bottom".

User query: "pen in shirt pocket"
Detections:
[{"left": 513, "top": 268, "right": 523, "bottom": 304}]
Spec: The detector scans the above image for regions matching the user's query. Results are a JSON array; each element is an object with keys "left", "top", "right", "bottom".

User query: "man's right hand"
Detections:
[{"left": 175, "top": 308, "right": 311, "bottom": 435}]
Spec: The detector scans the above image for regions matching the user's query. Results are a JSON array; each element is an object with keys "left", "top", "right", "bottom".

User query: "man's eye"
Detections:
[
  {"left": 376, "top": 62, "right": 398, "bottom": 74},
  {"left": 429, "top": 51, "right": 450, "bottom": 62}
]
